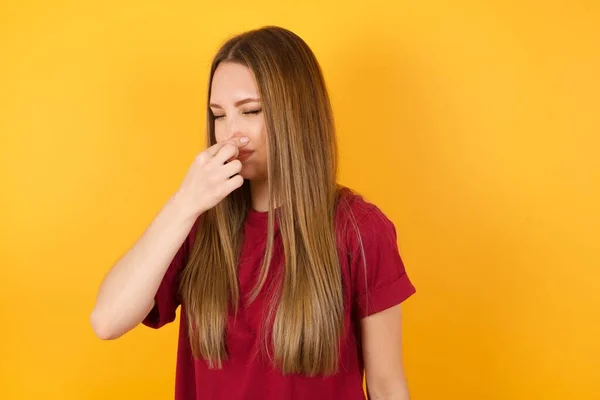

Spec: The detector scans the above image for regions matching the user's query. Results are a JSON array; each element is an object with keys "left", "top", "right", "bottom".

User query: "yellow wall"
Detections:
[{"left": 1, "top": 1, "right": 598, "bottom": 399}]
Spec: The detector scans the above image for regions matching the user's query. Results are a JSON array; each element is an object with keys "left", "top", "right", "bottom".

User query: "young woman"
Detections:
[{"left": 91, "top": 25, "right": 416, "bottom": 400}]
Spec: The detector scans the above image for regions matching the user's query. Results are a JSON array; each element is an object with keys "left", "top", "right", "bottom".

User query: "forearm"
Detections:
[{"left": 90, "top": 194, "right": 198, "bottom": 339}]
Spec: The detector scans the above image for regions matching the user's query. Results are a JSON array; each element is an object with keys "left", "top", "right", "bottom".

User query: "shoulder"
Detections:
[
  {"left": 335, "top": 185, "right": 396, "bottom": 230},
  {"left": 335, "top": 186, "right": 415, "bottom": 318},
  {"left": 334, "top": 185, "right": 398, "bottom": 250}
]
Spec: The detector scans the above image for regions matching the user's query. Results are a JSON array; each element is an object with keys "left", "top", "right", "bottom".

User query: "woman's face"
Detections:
[{"left": 209, "top": 61, "right": 268, "bottom": 181}]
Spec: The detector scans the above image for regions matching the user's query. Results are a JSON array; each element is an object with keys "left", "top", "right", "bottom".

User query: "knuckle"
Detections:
[
  {"left": 202, "top": 163, "right": 213, "bottom": 173},
  {"left": 225, "top": 144, "right": 236, "bottom": 154},
  {"left": 196, "top": 151, "right": 209, "bottom": 163},
  {"left": 217, "top": 185, "right": 228, "bottom": 198},
  {"left": 208, "top": 172, "right": 219, "bottom": 183},
  {"left": 210, "top": 188, "right": 221, "bottom": 200}
]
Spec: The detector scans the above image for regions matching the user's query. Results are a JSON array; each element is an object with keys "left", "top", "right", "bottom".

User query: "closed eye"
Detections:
[{"left": 212, "top": 109, "right": 261, "bottom": 120}]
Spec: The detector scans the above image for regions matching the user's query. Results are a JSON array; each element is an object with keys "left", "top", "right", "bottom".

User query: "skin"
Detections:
[
  {"left": 209, "top": 61, "right": 411, "bottom": 399},
  {"left": 361, "top": 304, "right": 410, "bottom": 399},
  {"left": 209, "top": 61, "right": 270, "bottom": 212}
]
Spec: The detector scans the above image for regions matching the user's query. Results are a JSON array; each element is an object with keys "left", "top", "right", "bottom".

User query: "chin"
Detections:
[
  {"left": 239, "top": 167, "right": 256, "bottom": 180},
  {"left": 239, "top": 165, "right": 266, "bottom": 181}
]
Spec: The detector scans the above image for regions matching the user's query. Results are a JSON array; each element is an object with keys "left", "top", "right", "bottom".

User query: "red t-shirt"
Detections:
[{"left": 143, "top": 188, "right": 416, "bottom": 399}]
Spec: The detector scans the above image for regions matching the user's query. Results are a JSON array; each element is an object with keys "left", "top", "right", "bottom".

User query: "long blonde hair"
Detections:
[{"left": 180, "top": 26, "right": 344, "bottom": 376}]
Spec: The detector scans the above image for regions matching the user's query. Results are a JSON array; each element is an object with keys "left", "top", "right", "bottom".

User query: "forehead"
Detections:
[{"left": 210, "top": 62, "right": 259, "bottom": 102}]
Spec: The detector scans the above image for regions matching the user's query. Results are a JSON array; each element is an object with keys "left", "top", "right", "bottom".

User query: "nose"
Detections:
[{"left": 225, "top": 115, "right": 243, "bottom": 139}]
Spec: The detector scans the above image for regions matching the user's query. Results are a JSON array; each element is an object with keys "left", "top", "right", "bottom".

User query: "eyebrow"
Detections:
[{"left": 209, "top": 97, "right": 261, "bottom": 109}]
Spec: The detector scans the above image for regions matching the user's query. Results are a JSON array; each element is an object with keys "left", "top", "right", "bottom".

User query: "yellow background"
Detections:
[{"left": 1, "top": 1, "right": 598, "bottom": 399}]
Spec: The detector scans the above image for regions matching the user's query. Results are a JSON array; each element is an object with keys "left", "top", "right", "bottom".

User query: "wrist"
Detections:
[{"left": 169, "top": 190, "right": 204, "bottom": 223}]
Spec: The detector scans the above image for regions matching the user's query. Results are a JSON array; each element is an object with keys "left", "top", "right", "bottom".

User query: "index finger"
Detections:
[{"left": 204, "top": 137, "right": 249, "bottom": 157}]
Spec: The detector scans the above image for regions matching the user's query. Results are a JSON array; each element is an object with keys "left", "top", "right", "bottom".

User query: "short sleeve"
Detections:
[
  {"left": 349, "top": 206, "right": 416, "bottom": 319},
  {"left": 142, "top": 221, "right": 198, "bottom": 329}
]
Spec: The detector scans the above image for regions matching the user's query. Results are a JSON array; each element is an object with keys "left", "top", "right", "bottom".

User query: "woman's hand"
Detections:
[{"left": 174, "top": 136, "right": 249, "bottom": 218}]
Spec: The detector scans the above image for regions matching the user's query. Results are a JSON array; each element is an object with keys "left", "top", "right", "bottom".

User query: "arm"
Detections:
[
  {"left": 90, "top": 195, "right": 197, "bottom": 340},
  {"left": 90, "top": 137, "right": 248, "bottom": 340},
  {"left": 361, "top": 304, "right": 410, "bottom": 400}
]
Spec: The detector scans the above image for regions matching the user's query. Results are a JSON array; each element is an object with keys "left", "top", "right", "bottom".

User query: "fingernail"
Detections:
[{"left": 240, "top": 137, "right": 249, "bottom": 144}]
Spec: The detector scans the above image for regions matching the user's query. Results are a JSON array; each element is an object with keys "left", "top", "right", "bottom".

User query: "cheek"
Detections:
[
  {"left": 214, "top": 123, "right": 227, "bottom": 143},
  {"left": 253, "top": 120, "right": 267, "bottom": 146}
]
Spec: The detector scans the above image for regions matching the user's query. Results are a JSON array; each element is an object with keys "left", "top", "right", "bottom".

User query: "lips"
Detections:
[{"left": 237, "top": 150, "right": 254, "bottom": 160}]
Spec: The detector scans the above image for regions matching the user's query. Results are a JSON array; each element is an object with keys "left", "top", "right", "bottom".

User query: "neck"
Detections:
[{"left": 249, "top": 179, "right": 270, "bottom": 212}]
